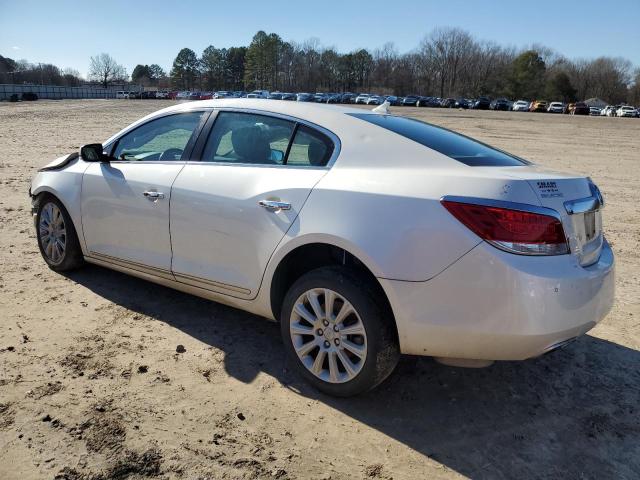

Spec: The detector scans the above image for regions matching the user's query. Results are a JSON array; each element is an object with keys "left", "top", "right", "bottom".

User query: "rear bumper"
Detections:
[{"left": 380, "top": 240, "right": 615, "bottom": 360}]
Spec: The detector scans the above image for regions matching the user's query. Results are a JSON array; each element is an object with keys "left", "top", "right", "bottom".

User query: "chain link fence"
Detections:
[{"left": 0, "top": 84, "right": 122, "bottom": 100}]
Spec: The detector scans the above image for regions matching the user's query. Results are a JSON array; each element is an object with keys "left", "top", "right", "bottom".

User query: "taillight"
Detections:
[{"left": 441, "top": 200, "right": 569, "bottom": 255}]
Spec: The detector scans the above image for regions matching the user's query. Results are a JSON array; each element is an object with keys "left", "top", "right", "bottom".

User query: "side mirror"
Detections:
[{"left": 80, "top": 143, "right": 108, "bottom": 162}]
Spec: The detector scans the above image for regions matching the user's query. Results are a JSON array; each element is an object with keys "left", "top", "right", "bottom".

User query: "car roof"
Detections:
[
  {"left": 102, "top": 98, "right": 539, "bottom": 174},
  {"left": 150, "top": 98, "right": 366, "bottom": 126},
  {"left": 103, "top": 99, "right": 373, "bottom": 147}
]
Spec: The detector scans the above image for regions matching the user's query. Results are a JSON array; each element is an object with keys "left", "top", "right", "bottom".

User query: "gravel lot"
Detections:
[{"left": 0, "top": 100, "right": 639, "bottom": 480}]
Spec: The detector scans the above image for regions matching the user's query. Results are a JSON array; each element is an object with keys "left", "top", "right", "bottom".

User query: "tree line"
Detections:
[
  {"left": 166, "top": 28, "right": 639, "bottom": 104},
  {"left": 0, "top": 55, "right": 83, "bottom": 87},
  {"left": 2, "top": 27, "right": 639, "bottom": 104}
]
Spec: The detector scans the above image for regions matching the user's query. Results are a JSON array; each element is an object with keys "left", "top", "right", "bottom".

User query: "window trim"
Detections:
[
  {"left": 106, "top": 109, "right": 212, "bottom": 164},
  {"left": 285, "top": 123, "right": 335, "bottom": 167},
  {"left": 282, "top": 123, "right": 299, "bottom": 165},
  {"left": 189, "top": 108, "right": 341, "bottom": 169}
]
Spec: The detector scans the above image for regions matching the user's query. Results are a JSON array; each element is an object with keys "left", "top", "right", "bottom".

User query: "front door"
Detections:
[{"left": 81, "top": 111, "right": 207, "bottom": 274}]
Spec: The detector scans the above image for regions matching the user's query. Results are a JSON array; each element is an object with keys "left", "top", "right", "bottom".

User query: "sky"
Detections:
[{"left": 1, "top": 0, "right": 639, "bottom": 77}]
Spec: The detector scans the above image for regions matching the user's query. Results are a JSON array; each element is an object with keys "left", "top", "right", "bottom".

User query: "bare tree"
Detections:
[
  {"left": 565, "top": 57, "right": 631, "bottom": 103},
  {"left": 629, "top": 69, "right": 640, "bottom": 105},
  {"left": 371, "top": 42, "right": 398, "bottom": 92},
  {"left": 421, "top": 28, "right": 475, "bottom": 98},
  {"left": 89, "top": 53, "right": 127, "bottom": 88}
]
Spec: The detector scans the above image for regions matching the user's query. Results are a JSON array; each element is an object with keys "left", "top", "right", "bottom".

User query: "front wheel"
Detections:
[
  {"left": 35, "top": 195, "right": 84, "bottom": 271},
  {"left": 280, "top": 266, "right": 400, "bottom": 396}
]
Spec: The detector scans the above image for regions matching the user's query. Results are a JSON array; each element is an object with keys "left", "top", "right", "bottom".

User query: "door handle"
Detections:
[
  {"left": 259, "top": 199, "right": 291, "bottom": 211},
  {"left": 143, "top": 190, "right": 165, "bottom": 200}
]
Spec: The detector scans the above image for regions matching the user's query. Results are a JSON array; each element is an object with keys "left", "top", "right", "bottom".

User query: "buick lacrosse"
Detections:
[{"left": 30, "top": 99, "right": 614, "bottom": 396}]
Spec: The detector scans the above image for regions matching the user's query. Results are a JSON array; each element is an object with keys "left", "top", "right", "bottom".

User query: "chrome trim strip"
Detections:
[
  {"left": 173, "top": 271, "right": 251, "bottom": 295},
  {"left": 84, "top": 255, "right": 268, "bottom": 317},
  {"left": 564, "top": 183, "right": 604, "bottom": 215},
  {"left": 87, "top": 251, "right": 251, "bottom": 296},
  {"left": 103, "top": 160, "right": 188, "bottom": 166},
  {"left": 564, "top": 197, "right": 599, "bottom": 215},
  {"left": 541, "top": 337, "right": 577, "bottom": 355},
  {"left": 485, "top": 239, "right": 568, "bottom": 256},
  {"left": 440, "top": 195, "right": 563, "bottom": 220},
  {"left": 87, "top": 251, "right": 175, "bottom": 281}
]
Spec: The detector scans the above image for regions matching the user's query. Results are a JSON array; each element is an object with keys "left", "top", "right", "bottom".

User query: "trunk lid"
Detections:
[{"left": 476, "top": 165, "right": 604, "bottom": 266}]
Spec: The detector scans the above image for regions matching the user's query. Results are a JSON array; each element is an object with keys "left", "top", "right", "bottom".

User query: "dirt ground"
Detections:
[{"left": 0, "top": 100, "right": 638, "bottom": 480}]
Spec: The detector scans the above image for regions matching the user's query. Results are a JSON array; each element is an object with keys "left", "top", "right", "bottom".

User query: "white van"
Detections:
[{"left": 115, "top": 91, "right": 128, "bottom": 99}]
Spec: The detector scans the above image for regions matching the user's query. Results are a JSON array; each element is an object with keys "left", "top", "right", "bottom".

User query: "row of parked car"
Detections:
[
  {"left": 116, "top": 89, "right": 640, "bottom": 117},
  {"left": 115, "top": 91, "right": 162, "bottom": 99},
  {"left": 597, "top": 104, "right": 639, "bottom": 117},
  {"left": 514, "top": 100, "right": 638, "bottom": 116}
]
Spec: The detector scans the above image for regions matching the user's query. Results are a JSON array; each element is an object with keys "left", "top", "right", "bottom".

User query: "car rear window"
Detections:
[{"left": 348, "top": 113, "right": 529, "bottom": 167}]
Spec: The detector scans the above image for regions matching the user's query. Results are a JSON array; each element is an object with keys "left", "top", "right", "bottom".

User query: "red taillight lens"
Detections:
[{"left": 441, "top": 200, "right": 568, "bottom": 255}]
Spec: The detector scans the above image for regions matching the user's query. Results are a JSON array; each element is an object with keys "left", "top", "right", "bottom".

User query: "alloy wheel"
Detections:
[
  {"left": 39, "top": 202, "right": 66, "bottom": 264},
  {"left": 289, "top": 288, "right": 367, "bottom": 383}
]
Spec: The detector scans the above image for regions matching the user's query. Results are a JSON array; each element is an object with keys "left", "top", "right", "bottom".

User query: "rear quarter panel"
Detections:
[
  {"left": 269, "top": 163, "right": 542, "bottom": 282},
  {"left": 263, "top": 117, "right": 546, "bottom": 284}
]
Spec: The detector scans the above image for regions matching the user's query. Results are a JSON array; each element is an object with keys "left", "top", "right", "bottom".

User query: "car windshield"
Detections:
[{"left": 349, "top": 113, "right": 529, "bottom": 167}]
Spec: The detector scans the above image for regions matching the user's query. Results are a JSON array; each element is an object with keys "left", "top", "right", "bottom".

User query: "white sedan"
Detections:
[
  {"left": 617, "top": 105, "right": 637, "bottom": 117},
  {"left": 547, "top": 102, "right": 564, "bottom": 113},
  {"left": 512, "top": 100, "right": 530, "bottom": 111},
  {"left": 30, "top": 99, "right": 615, "bottom": 396}
]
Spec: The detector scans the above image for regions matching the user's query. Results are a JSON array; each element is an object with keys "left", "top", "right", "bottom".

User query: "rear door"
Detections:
[
  {"left": 170, "top": 110, "right": 337, "bottom": 298},
  {"left": 81, "top": 110, "right": 208, "bottom": 274}
]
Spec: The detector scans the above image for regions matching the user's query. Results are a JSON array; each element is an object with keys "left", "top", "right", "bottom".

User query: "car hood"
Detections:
[{"left": 38, "top": 152, "right": 80, "bottom": 171}]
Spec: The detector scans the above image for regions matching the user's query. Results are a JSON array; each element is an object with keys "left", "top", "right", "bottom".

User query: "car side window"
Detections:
[
  {"left": 286, "top": 125, "right": 334, "bottom": 167},
  {"left": 202, "top": 112, "right": 295, "bottom": 165},
  {"left": 112, "top": 112, "right": 205, "bottom": 161}
]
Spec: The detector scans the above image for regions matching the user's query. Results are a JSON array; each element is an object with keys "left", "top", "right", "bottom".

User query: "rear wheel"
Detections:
[
  {"left": 280, "top": 266, "right": 399, "bottom": 397},
  {"left": 36, "top": 195, "right": 84, "bottom": 271}
]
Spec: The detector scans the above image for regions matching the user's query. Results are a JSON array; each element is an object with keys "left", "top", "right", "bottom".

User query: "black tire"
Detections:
[
  {"left": 35, "top": 194, "right": 84, "bottom": 272},
  {"left": 280, "top": 266, "right": 400, "bottom": 397}
]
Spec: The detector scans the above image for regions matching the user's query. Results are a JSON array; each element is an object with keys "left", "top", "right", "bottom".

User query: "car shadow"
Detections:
[{"left": 65, "top": 265, "right": 639, "bottom": 479}]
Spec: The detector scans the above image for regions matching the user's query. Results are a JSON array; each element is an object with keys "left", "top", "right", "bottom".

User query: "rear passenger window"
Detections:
[
  {"left": 202, "top": 112, "right": 295, "bottom": 165},
  {"left": 201, "top": 111, "right": 335, "bottom": 167},
  {"left": 286, "top": 125, "right": 334, "bottom": 167}
]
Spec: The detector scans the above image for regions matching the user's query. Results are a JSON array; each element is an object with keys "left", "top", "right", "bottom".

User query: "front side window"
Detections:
[
  {"left": 202, "top": 112, "right": 295, "bottom": 165},
  {"left": 112, "top": 111, "right": 205, "bottom": 161}
]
